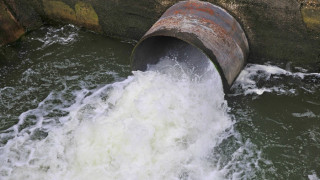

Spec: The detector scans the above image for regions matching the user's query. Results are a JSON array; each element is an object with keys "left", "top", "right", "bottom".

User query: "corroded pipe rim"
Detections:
[
  {"left": 130, "top": 33, "right": 228, "bottom": 90},
  {"left": 131, "top": 0, "right": 249, "bottom": 91}
]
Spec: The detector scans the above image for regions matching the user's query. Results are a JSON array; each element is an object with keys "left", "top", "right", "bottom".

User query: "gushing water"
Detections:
[
  {"left": 0, "top": 56, "right": 232, "bottom": 179},
  {"left": 2, "top": 25, "right": 319, "bottom": 179}
]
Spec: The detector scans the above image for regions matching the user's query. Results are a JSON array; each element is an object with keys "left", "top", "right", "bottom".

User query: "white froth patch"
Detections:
[
  {"left": 0, "top": 60, "right": 231, "bottom": 179},
  {"left": 232, "top": 64, "right": 320, "bottom": 95},
  {"left": 292, "top": 111, "right": 319, "bottom": 118},
  {"left": 309, "top": 172, "right": 320, "bottom": 180},
  {"left": 34, "top": 24, "right": 79, "bottom": 50}
]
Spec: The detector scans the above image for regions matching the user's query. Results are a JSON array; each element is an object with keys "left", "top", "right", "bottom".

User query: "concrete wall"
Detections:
[{"left": 0, "top": 0, "right": 319, "bottom": 70}]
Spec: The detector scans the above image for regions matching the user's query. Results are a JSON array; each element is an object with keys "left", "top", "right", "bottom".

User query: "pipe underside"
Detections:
[{"left": 131, "top": 0, "right": 249, "bottom": 90}]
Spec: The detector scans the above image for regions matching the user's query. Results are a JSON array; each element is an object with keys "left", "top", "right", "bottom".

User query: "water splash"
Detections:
[
  {"left": 0, "top": 57, "right": 233, "bottom": 179},
  {"left": 231, "top": 64, "right": 320, "bottom": 96}
]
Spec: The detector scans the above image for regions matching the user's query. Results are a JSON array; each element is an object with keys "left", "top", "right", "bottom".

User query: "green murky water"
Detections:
[
  {"left": 0, "top": 25, "right": 319, "bottom": 179},
  {"left": 0, "top": 25, "right": 132, "bottom": 131}
]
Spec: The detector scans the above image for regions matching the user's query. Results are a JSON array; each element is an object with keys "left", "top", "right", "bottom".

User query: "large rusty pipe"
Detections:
[{"left": 131, "top": 0, "right": 249, "bottom": 90}]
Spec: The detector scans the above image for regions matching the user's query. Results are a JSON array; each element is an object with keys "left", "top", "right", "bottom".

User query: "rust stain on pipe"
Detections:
[{"left": 131, "top": 0, "right": 249, "bottom": 90}]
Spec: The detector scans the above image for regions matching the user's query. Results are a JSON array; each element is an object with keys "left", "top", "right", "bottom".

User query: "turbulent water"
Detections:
[
  {"left": 0, "top": 25, "right": 320, "bottom": 179},
  {"left": 1, "top": 57, "right": 231, "bottom": 179},
  {"left": 228, "top": 64, "right": 320, "bottom": 179}
]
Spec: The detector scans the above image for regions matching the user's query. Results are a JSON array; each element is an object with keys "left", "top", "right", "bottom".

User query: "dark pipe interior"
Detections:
[{"left": 131, "top": 36, "right": 212, "bottom": 75}]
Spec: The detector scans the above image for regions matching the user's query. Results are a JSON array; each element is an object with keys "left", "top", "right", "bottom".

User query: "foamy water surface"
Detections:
[{"left": 0, "top": 25, "right": 320, "bottom": 179}]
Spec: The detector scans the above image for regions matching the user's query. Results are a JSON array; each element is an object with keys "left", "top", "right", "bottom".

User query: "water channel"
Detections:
[{"left": 0, "top": 25, "right": 319, "bottom": 179}]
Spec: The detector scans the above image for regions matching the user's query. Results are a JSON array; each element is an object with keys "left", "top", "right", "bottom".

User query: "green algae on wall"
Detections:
[
  {"left": 75, "top": 2, "right": 101, "bottom": 31},
  {"left": 42, "top": 0, "right": 101, "bottom": 31},
  {"left": 43, "top": 0, "right": 77, "bottom": 22},
  {"left": 301, "top": 5, "right": 320, "bottom": 32}
]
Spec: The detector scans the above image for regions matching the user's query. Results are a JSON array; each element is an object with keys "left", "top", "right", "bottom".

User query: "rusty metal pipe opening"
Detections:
[{"left": 131, "top": 0, "right": 249, "bottom": 90}]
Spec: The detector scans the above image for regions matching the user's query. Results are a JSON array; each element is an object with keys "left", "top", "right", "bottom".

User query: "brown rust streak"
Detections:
[
  {"left": 184, "top": 2, "right": 215, "bottom": 15},
  {"left": 171, "top": 8, "right": 214, "bottom": 16},
  {"left": 198, "top": 17, "right": 228, "bottom": 35},
  {"left": 145, "top": 14, "right": 243, "bottom": 85}
]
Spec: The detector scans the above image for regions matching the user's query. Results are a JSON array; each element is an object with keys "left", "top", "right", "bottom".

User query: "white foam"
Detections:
[
  {"left": 0, "top": 59, "right": 232, "bottom": 179},
  {"left": 35, "top": 24, "right": 79, "bottom": 50},
  {"left": 309, "top": 172, "right": 320, "bottom": 180},
  {"left": 231, "top": 64, "right": 320, "bottom": 95},
  {"left": 292, "top": 111, "right": 319, "bottom": 118}
]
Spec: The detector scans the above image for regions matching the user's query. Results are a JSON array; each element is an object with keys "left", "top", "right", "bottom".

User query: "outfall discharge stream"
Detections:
[
  {"left": 1, "top": 25, "right": 320, "bottom": 179},
  {"left": 1, "top": 49, "right": 231, "bottom": 179},
  {"left": 1, "top": 2, "right": 248, "bottom": 179}
]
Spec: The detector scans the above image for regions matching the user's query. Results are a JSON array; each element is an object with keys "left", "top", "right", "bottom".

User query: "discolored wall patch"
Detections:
[
  {"left": 43, "top": 0, "right": 77, "bottom": 22},
  {"left": 75, "top": 2, "right": 101, "bottom": 31},
  {"left": 301, "top": 0, "right": 320, "bottom": 32},
  {"left": 42, "top": 0, "right": 101, "bottom": 31},
  {"left": 0, "top": 1, "right": 25, "bottom": 46}
]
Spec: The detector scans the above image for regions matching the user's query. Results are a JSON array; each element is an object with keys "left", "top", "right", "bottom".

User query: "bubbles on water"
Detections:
[
  {"left": 34, "top": 24, "right": 79, "bottom": 49},
  {"left": 228, "top": 63, "right": 320, "bottom": 179},
  {"left": 0, "top": 24, "right": 131, "bottom": 132},
  {"left": 292, "top": 111, "right": 319, "bottom": 118},
  {"left": 2, "top": 24, "right": 319, "bottom": 179},
  {"left": 0, "top": 55, "right": 235, "bottom": 179},
  {"left": 309, "top": 172, "right": 320, "bottom": 180},
  {"left": 231, "top": 64, "right": 320, "bottom": 96}
]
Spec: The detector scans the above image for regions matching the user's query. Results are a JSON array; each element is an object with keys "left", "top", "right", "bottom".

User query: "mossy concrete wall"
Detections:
[
  {"left": 0, "top": 0, "right": 319, "bottom": 70},
  {"left": 42, "top": 0, "right": 101, "bottom": 32}
]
